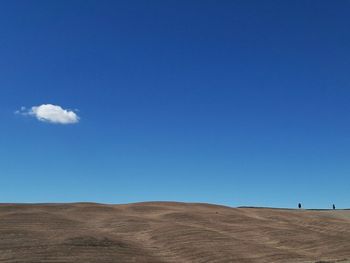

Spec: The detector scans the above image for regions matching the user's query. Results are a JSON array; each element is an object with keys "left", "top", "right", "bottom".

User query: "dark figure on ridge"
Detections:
[
  {"left": 333, "top": 204, "right": 336, "bottom": 210},
  {"left": 298, "top": 203, "right": 302, "bottom": 209}
]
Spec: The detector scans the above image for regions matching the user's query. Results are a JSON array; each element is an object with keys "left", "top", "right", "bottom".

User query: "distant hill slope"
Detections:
[{"left": 0, "top": 202, "right": 349, "bottom": 263}]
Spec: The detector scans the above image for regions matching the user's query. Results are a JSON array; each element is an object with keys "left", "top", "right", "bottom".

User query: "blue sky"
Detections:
[{"left": 1, "top": 0, "right": 349, "bottom": 208}]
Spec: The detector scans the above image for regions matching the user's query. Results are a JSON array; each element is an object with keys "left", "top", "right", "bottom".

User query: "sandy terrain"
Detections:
[{"left": 0, "top": 202, "right": 349, "bottom": 263}]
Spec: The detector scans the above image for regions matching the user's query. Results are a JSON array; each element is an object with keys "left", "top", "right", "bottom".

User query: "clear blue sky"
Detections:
[{"left": 1, "top": 0, "right": 349, "bottom": 208}]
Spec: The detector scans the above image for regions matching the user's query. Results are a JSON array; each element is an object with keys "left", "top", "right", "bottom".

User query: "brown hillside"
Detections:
[{"left": 0, "top": 202, "right": 349, "bottom": 263}]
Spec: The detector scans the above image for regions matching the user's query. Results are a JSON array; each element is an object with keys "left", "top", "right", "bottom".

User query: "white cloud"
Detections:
[{"left": 16, "top": 104, "right": 80, "bottom": 124}]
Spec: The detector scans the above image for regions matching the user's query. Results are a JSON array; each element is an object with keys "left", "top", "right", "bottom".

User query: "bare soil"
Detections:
[{"left": 0, "top": 202, "right": 349, "bottom": 263}]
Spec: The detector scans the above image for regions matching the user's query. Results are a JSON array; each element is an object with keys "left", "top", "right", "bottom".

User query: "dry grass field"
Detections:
[{"left": 0, "top": 202, "right": 349, "bottom": 263}]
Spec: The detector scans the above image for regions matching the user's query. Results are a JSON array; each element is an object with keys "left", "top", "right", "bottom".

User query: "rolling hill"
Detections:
[{"left": 0, "top": 202, "right": 349, "bottom": 263}]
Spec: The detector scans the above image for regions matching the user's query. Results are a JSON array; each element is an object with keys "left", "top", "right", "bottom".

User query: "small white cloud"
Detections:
[{"left": 16, "top": 104, "right": 80, "bottom": 124}]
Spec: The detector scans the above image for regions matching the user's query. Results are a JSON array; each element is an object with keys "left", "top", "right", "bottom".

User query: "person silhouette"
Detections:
[
  {"left": 298, "top": 203, "right": 301, "bottom": 209},
  {"left": 333, "top": 204, "right": 335, "bottom": 210}
]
